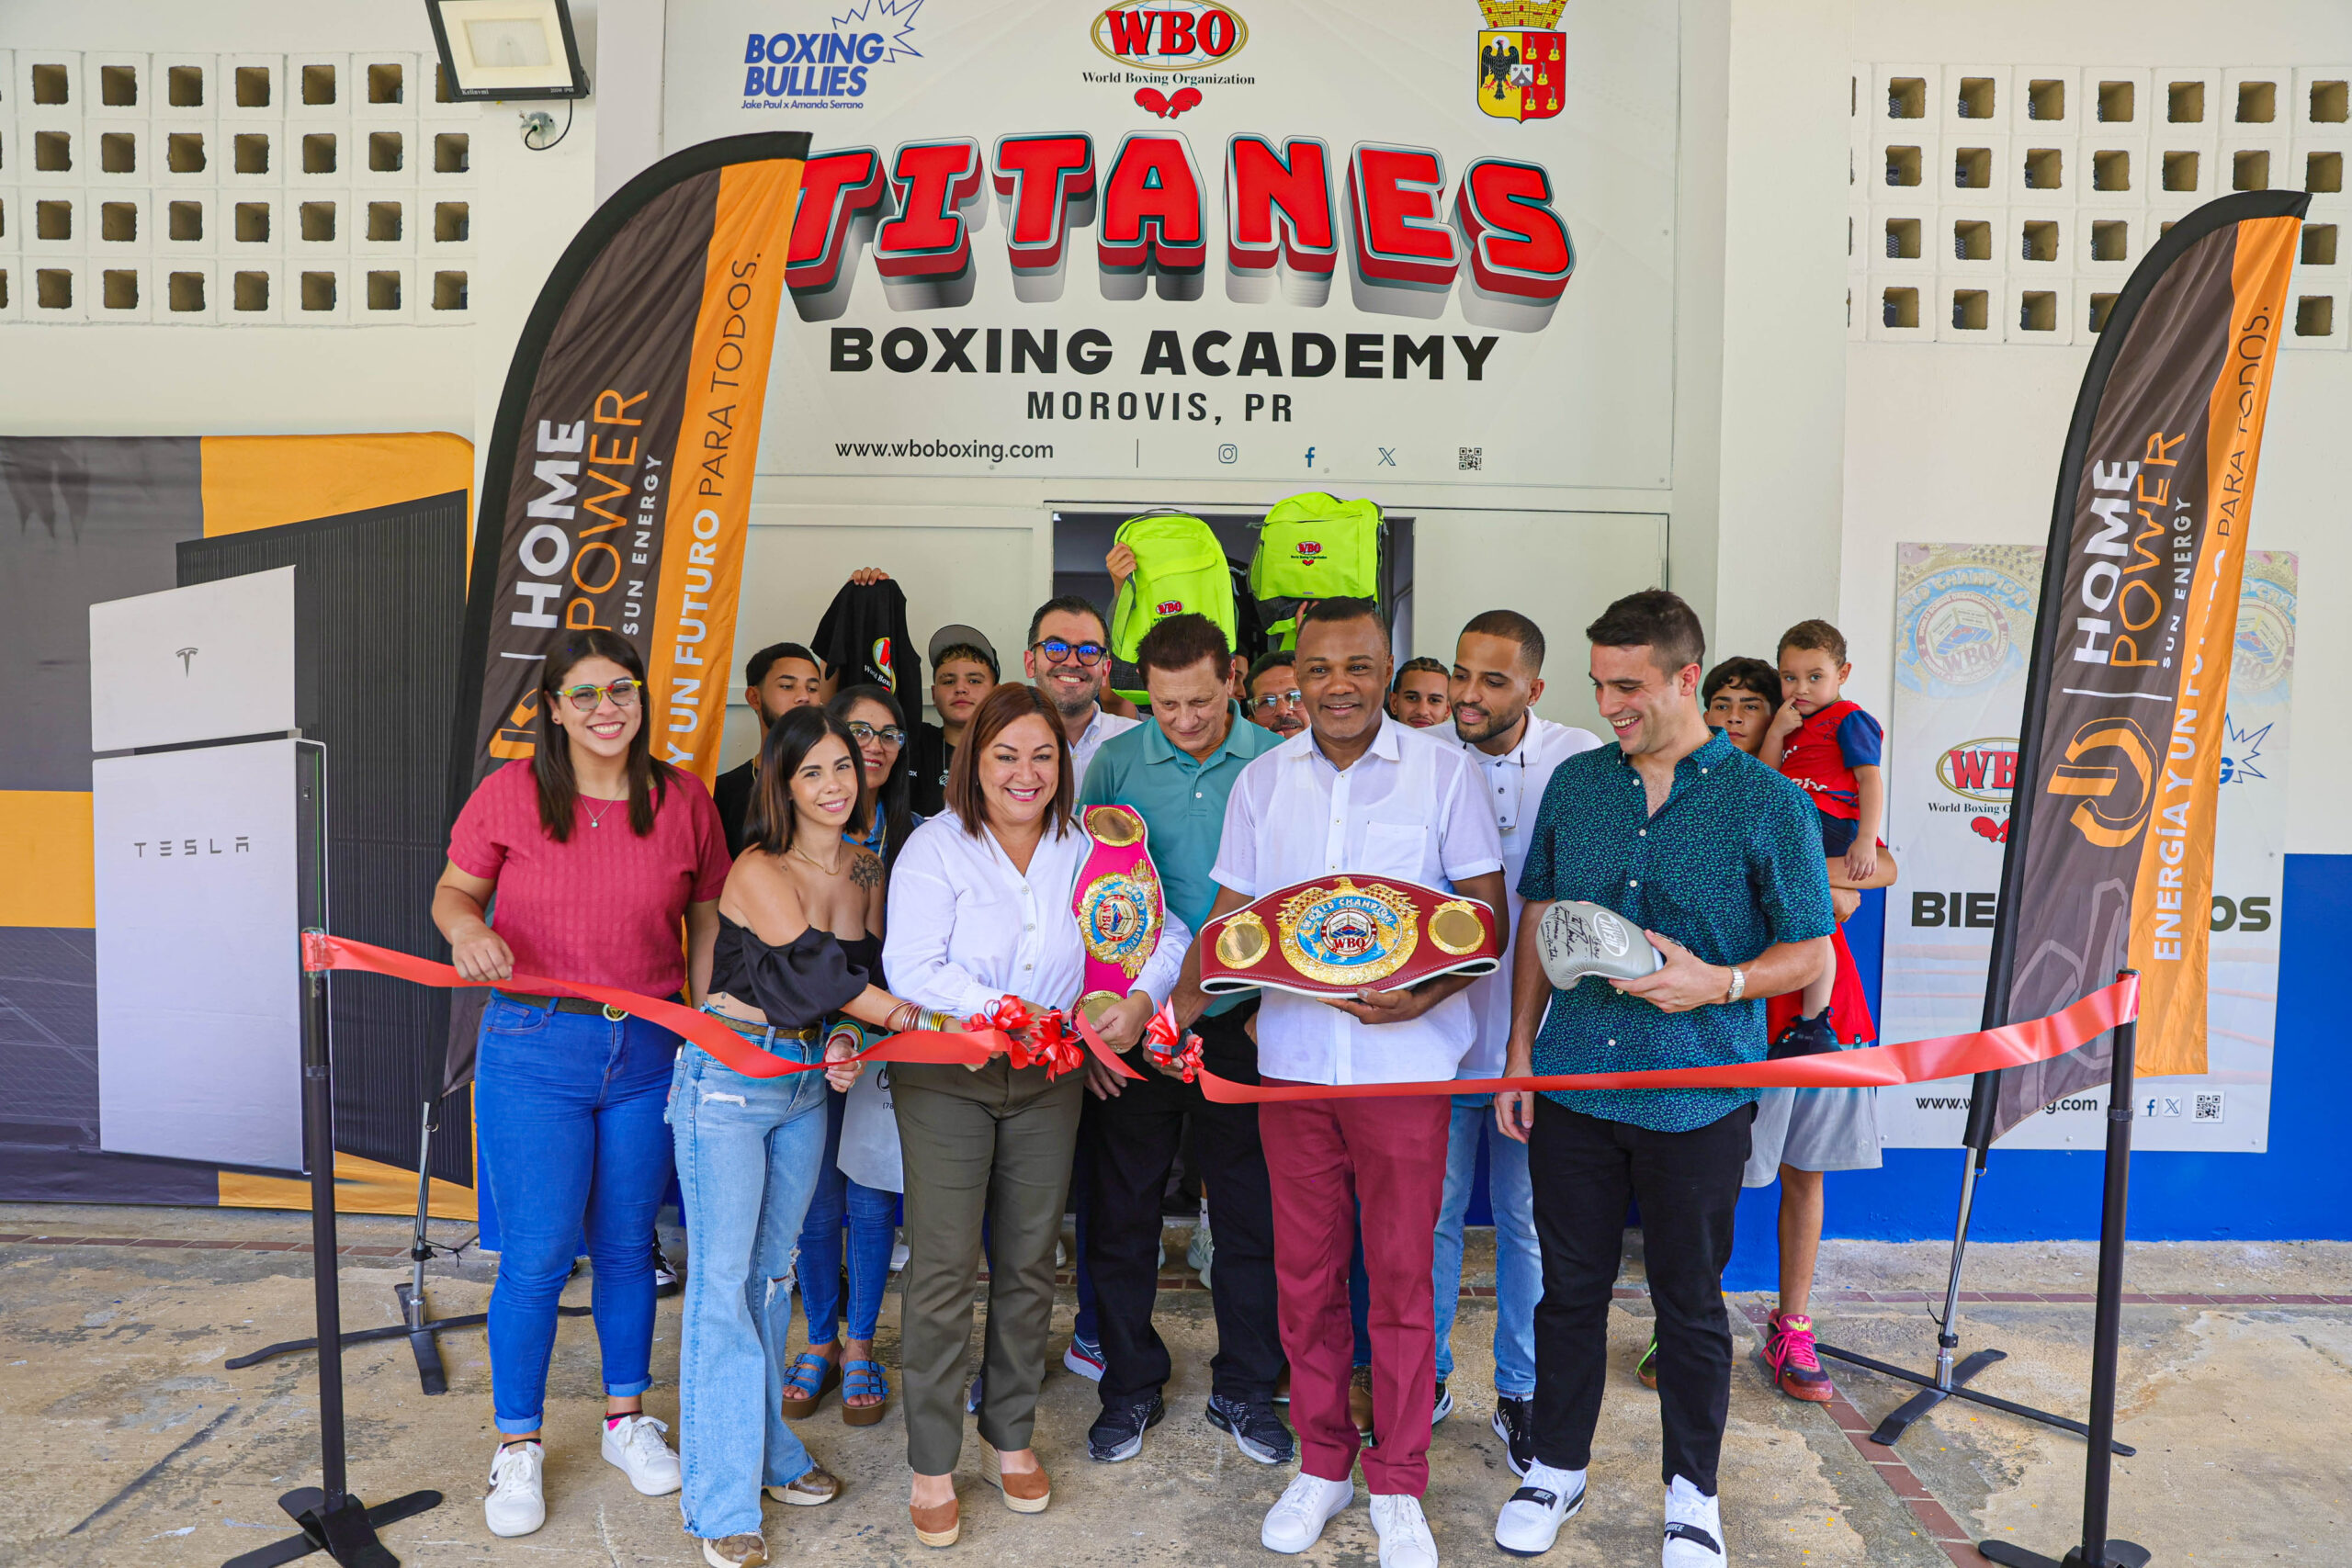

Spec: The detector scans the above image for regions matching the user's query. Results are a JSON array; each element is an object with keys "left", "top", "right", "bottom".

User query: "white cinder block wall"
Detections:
[
  {"left": 1838, "top": 0, "right": 2352, "bottom": 857},
  {"left": 5, "top": 0, "right": 2349, "bottom": 858}
]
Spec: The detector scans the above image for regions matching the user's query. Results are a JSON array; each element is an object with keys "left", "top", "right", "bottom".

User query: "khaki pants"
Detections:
[{"left": 891, "top": 1055, "right": 1083, "bottom": 1475}]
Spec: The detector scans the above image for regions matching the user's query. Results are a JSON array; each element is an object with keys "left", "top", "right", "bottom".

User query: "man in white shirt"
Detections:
[
  {"left": 1024, "top": 594, "right": 1140, "bottom": 794},
  {"left": 1177, "top": 599, "right": 1507, "bottom": 1568},
  {"left": 1435, "top": 610, "right": 1600, "bottom": 1475}
]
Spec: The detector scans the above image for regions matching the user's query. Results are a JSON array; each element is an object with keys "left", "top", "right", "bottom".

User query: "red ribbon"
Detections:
[
  {"left": 1191, "top": 976, "right": 2141, "bottom": 1103},
  {"left": 1142, "top": 999, "right": 1205, "bottom": 1083},
  {"left": 300, "top": 934, "right": 2135, "bottom": 1102},
  {"left": 306, "top": 932, "right": 1015, "bottom": 1080}
]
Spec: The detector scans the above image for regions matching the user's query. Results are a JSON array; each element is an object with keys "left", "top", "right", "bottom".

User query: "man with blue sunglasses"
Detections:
[{"left": 1023, "top": 595, "right": 1138, "bottom": 796}]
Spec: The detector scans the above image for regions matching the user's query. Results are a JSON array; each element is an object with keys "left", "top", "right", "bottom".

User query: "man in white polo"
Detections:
[
  {"left": 1176, "top": 597, "right": 1507, "bottom": 1568},
  {"left": 1435, "top": 610, "right": 1599, "bottom": 1470}
]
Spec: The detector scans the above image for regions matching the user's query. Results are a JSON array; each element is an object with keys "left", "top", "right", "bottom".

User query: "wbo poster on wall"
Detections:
[
  {"left": 1878, "top": 542, "right": 2295, "bottom": 1153},
  {"left": 660, "top": 0, "right": 1677, "bottom": 490}
]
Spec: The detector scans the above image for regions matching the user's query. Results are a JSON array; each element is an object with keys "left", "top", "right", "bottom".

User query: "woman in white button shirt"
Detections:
[{"left": 883, "top": 682, "right": 1186, "bottom": 1548}]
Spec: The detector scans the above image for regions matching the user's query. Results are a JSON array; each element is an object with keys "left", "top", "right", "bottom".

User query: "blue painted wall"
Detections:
[{"left": 1721, "top": 852, "right": 2352, "bottom": 1291}]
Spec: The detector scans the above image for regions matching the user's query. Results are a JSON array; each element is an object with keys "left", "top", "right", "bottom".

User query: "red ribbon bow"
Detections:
[{"left": 1142, "top": 1000, "right": 1205, "bottom": 1083}]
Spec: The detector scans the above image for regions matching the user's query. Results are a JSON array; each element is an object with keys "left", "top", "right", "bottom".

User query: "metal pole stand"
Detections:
[
  {"left": 1814, "top": 1145, "right": 2133, "bottom": 1456},
  {"left": 1977, "top": 971, "right": 2149, "bottom": 1568},
  {"left": 223, "top": 917, "right": 441, "bottom": 1568}
]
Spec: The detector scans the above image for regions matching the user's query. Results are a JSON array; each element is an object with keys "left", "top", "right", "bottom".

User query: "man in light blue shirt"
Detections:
[{"left": 1075, "top": 614, "right": 1290, "bottom": 1469}]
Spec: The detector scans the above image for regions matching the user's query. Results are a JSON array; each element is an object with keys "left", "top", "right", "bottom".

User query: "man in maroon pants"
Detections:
[{"left": 1175, "top": 599, "right": 1506, "bottom": 1568}]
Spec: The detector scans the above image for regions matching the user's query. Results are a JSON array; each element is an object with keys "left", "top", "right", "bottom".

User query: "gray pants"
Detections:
[{"left": 891, "top": 1055, "right": 1083, "bottom": 1475}]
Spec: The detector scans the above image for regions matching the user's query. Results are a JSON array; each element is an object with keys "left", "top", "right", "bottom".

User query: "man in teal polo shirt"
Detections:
[
  {"left": 1490, "top": 590, "right": 1834, "bottom": 1567},
  {"left": 1075, "top": 613, "right": 1293, "bottom": 1470}
]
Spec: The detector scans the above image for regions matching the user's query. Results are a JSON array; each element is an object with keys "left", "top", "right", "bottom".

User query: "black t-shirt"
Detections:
[
  {"left": 713, "top": 757, "right": 758, "bottom": 858},
  {"left": 908, "top": 720, "right": 953, "bottom": 818}
]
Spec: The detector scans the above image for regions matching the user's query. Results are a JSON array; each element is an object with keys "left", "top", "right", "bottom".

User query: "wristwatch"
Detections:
[{"left": 1724, "top": 966, "right": 1747, "bottom": 1005}]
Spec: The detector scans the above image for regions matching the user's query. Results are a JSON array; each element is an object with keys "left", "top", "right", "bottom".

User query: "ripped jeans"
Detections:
[{"left": 668, "top": 1038, "right": 831, "bottom": 1540}]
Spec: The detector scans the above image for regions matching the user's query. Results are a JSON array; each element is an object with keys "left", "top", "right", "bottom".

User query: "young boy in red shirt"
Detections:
[{"left": 1760, "top": 620, "right": 1883, "bottom": 1053}]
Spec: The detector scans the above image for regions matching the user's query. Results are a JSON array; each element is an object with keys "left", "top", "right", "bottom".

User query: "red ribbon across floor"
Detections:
[{"left": 302, "top": 933, "right": 2133, "bottom": 1101}]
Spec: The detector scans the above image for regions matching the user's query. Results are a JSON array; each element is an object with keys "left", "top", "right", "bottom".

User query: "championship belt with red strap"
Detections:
[
  {"left": 1071, "top": 805, "right": 1166, "bottom": 1025},
  {"left": 1198, "top": 874, "right": 1501, "bottom": 998}
]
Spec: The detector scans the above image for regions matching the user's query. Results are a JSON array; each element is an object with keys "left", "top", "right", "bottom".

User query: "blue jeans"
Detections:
[
  {"left": 797, "top": 1088, "right": 900, "bottom": 1346},
  {"left": 473, "top": 997, "right": 679, "bottom": 1435},
  {"left": 669, "top": 1037, "right": 831, "bottom": 1540},
  {"left": 1433, "top": 1093, "right": 1540, "bottom": 1399}
]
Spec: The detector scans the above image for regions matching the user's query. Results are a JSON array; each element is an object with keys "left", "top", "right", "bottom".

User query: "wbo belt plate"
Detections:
[
  {"left": 1201, "top": 874, "right": 1502, "bottom": 998},
  {"left": 1078, "top": 863, "right": 1162, "bottom": 978}
]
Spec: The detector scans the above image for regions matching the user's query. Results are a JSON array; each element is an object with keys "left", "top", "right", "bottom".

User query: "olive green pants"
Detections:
[{"left": 890, "top": 1055, "right": 1083, "bottom": 1475}]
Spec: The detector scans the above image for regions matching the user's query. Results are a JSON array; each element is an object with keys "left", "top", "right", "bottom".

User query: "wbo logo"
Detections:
[
  {"left": 742, "top": 0, "right": 923, "bottom": 102},
  {"left": 1476, "top": 0, "right": 1566, "bottom": 122},
  {"left": 1937, "top": 736, "right": 2018, "bottom": 803},
  {"left": 1092, "top": 4, "right": 1249, "bottom": 71},
  {"left": 2045, "top": 716, "right": 2155, "bottom": 850}
]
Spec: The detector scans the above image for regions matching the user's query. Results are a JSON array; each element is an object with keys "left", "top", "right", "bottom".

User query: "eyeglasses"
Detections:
[
  {"left": 1250, "top": 690, "right": 1303, "bottom": 712},
  {"left": 559, "top": 678, "right": 643, "bottom": 712},
  {"left": 846, "top": 720, "right": 907, "bottom": 747},
  {"left": 1031, "top": 637, "right": 1109, "bottom": 667}
]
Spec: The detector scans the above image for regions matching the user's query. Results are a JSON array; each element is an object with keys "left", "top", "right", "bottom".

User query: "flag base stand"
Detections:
[
  {"left": 1976, "top": 1540, "right": 2151, "bottom": 1568},
  {"left": 222, "top": 1488, "right": 445, "bottom": 1568},
  {"left": 1815, "top": 1150, "right": 2132, "bottom": 1455},
  {"left": 1973, "top": 972, "right": 2147, "bottom": 1568}
]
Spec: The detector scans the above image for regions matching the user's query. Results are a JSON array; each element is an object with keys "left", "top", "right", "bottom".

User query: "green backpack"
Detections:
[
  {"left": 1250, "top": 492, "right": 1384, "bottom": 649},
  {"left": 1108, "top": 511, "right": 1239, "bottom": 669}
]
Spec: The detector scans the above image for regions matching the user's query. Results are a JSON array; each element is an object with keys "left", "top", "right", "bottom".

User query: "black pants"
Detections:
[
  {"left": 1528, "top": 1095, "right": 1754, "bottom": 1494},
  {"left": 1084, "top": 998, "right": 1283, "bottom": 1404}
]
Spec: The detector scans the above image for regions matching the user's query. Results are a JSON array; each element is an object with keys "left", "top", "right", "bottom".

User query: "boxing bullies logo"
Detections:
[
  {"left": 741, "top": 0, "right": 923, "bottom": 107},
  {"left": 2044, "top": 716, "right": 2156, "bottom": 850}
]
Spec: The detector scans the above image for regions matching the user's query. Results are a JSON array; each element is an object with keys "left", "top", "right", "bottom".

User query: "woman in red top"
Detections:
[{"left": 432, "top": 628, "right": 731, "bottom": 1540}]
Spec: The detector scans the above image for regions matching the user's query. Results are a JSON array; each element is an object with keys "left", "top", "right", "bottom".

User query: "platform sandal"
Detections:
[
  {"left": 779, "top": 1350, "right": 841, "bottom": 1419},
  {"left": 842, "top": 1359, "right": 890, "bottom": 1427}
]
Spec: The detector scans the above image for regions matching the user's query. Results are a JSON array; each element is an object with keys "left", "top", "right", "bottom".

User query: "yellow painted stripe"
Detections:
[
  {"left": 218, "top": 1148, "right": 477, "bottom": 1220},
  {"left": 0, "top": 791, "right": 96, "bottom": 928},
  {"left": 199, "top": 432, "right": 473, "bottom": 538}
]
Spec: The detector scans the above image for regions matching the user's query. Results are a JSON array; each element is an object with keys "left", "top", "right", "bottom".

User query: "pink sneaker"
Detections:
[{"left": 1764, "top": 1311, "right": 1835, "bottom": 1404}]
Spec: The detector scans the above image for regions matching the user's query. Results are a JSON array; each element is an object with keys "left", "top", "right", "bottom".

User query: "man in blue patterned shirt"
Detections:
[{"left": 1487, "top": 591, "right": 1834, "bottom": 1568}]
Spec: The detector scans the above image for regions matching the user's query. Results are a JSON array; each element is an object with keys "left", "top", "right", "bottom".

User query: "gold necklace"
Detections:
[{"left": 789, "top": 839, "right": 843, "bottom": 876}]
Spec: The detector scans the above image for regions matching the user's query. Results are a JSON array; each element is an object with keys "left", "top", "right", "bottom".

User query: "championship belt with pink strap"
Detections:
[
  {"left": 1198, "top": 874, "right": 1501, "bottom": 998},
  {"left": 1070, "top": 805, "right": 1166, "bottom": 1025}
]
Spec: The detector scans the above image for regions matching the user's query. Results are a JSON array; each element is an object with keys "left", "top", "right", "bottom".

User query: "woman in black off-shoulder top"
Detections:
[{"left": 667, "top": 708, "right": 954, "bottom": 1568}]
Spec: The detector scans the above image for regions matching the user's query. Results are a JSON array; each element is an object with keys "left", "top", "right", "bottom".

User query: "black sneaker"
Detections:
[
  {"left": 1767, "top": 1010, "right": 1838, "bottom": 1060},
  {"left": 1205, "top": 1393, "right": 1295, "bottom": 1465},
  {"left": 1491, "top": 1395, "right": 1536, "bottom": 1477},
  {"left": 1086, "top": 1393, "right": 1166, "bottom": 1463},
  {"left": 651, "top": 1239, "right": 682, "bottom": 1297},
  {"left": 1432, "top": 1378, "right": 1454, "bottom": 1426}
]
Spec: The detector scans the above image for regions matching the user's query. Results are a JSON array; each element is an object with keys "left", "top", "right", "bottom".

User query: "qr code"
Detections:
[
  {"left": 2193, "top": 1092, "right": 2224, "bottom": 1122},
  {"left": 1458, "top": 446, "right": 1482, "bottom": 471}
]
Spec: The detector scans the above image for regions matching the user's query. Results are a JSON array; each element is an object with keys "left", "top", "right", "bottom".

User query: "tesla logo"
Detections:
[
  {"left": 2045, "top": 716, "right": 2155, "bottom": 849},
  {"left": 176, "top": 646, "right": 198, "bottom": 674}
]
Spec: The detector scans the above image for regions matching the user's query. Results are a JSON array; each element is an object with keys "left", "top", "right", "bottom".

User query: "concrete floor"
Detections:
[{"left": 6, "top": 1202, "right": 2348, "bottom": 1567}]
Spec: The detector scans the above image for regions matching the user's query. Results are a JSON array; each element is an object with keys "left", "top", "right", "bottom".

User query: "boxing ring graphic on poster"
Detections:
[{"left": 1878, "top": 543, "right": 2294, "bottom": 1153}]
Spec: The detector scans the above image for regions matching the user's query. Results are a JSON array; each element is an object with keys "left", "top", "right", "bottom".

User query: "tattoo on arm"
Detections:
[{"left": 849, "top": 849, "right": 884, "bottom": 889}]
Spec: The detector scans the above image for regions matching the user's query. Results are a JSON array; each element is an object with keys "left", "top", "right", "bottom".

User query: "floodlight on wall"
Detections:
[{"left": 424, "top": 0, "right": 589, "bottom": 101}]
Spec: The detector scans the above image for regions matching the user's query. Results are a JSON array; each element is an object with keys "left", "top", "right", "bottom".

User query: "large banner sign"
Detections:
[
  {"left": 1880, "top": 545, "right": 2294, "bottom": 1152},
  {"left": 451, "top": 134, "right": 810, "bottom": 800},
  {"left": 662, "top": 0, "right": 1677, "bottom": 489}
]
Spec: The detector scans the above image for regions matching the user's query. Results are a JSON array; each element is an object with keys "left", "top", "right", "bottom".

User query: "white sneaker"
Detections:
[
  {"left": 601, "top": 1414, "right": 683, "bottom": 1496},
  {"left": 1261, "top": 1472, "right": 1353, "bottom": 1553},
  {"left": 1369, "top": 1493, "right": 1439, "bottom": 1568},
  {"left": 1494, "top": 1461, "right": 1586, "bottom": 1557},
  {"left": 1662, "top": 1475, "right": 1726, "bottom": 1566},
  {"left": 484, "top": 1440, "right": 546, "bottom": 1538}
]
